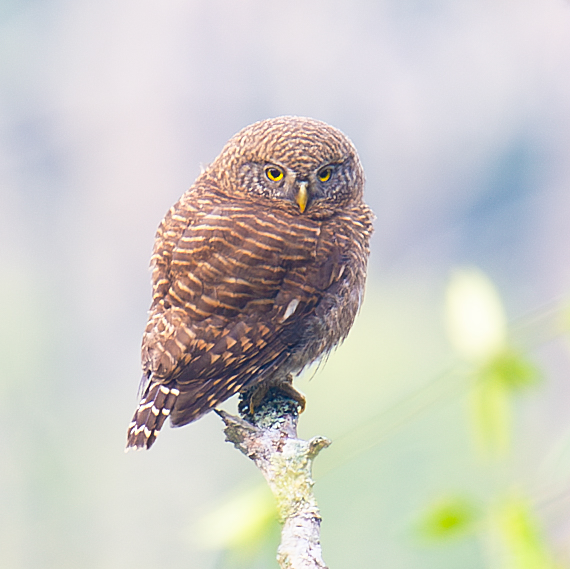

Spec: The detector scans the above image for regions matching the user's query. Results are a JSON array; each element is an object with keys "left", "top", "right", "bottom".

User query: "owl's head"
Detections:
[{"left": 210, "top": 116, "right": 365, "bottom": 217}]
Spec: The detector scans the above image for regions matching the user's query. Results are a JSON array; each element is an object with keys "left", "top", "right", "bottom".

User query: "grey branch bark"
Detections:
[{"left": 216, "top": 393, "right": 330, "bottom": 569}]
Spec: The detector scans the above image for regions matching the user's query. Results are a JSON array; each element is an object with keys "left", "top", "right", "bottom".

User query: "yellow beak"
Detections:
[{"left": 295, "top": 182, "right": 309, "bottom": 213}]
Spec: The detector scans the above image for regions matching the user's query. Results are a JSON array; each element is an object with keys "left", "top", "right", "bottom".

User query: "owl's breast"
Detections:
[{"left": 282, "top": 204, "right": 373, "bottom": 373}]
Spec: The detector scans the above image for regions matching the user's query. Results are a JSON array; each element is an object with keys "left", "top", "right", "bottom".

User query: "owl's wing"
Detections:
[{"left": 142, "top": 197, "right": 346, "bottom": 426}]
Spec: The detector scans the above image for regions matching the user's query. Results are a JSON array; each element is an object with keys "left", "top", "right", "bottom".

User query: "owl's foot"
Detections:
[{"left": 238, "top": 375, "right": 306, "bottom": 419}]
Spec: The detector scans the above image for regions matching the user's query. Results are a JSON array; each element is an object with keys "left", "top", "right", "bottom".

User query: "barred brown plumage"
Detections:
[{"left": 126, "top": 116, "right": 374, "bottom": 450}]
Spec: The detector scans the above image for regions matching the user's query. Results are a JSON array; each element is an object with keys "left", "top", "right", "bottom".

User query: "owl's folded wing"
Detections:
[{"left": 140, "top": 198, "right": 346, "bottom": 426}]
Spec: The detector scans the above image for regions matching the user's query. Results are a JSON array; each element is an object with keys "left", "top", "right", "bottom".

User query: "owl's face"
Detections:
[
  {"left": 211, "top": 116, "right": 365, "bottom": 217},
  {"left": 236, "top": 154, "right": 360, "bottom": 215}
]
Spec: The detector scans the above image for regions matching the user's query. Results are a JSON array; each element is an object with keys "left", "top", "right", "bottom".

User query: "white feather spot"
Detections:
[{"left": 282, "top": 299, "right": 299, "bottom": 322}]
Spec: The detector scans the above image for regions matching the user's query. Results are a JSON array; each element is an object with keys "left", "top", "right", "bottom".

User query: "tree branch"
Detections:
[{"left": 216, "top": 391, "right": 330, "bottom": 569}]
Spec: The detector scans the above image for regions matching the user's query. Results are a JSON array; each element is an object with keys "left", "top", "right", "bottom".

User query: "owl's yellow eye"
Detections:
[
  {"left": 318, "top": 167, "right": 332, "bottom": 182},
  {"left": 265, "top": 166, "right": 284, "bottom": 182}
]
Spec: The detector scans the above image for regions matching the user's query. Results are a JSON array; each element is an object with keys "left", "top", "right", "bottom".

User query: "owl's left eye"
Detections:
[
  {"left": 265, "top": 166, "right": 284, "bottom": 182},
  {"left": 317, "top": 167, "right": 333, "bottom": 182}
]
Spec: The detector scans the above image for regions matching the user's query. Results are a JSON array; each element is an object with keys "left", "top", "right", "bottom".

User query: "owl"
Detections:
[{"left": 126, "top": 116, "right": 374, "bottom": 450}]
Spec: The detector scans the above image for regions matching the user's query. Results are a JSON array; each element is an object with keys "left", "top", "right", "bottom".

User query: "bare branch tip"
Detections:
[{"left": 308, "top": 436, "right": 332, "bottom": 458}]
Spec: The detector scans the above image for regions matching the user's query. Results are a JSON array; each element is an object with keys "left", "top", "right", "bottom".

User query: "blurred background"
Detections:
[{"left": 1, "top": 0, "right": 570, "bottom": 567}]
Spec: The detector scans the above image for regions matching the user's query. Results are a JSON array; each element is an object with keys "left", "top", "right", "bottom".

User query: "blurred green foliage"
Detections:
[
  {"left": 415, "top": 495, "right": 480, "bottom": 541},
  {"left": 471, "top": 350, "right": 540, "bottom": 456},
  {"left": 485, "top": 493, "right": 564, "bottom": 569},
  {"left": 194, "top": 269, "right": 570, "bottom": 569}
]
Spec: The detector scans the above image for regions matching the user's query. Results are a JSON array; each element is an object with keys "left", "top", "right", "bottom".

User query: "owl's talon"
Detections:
[
  {"left": 276, "top": 379, "right": 306, "bottom": 413},
  {"left": 239, "top": 375, "right": 306, "bottom": 419}
]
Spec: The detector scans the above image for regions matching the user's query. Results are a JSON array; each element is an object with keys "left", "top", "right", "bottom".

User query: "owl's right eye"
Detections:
[{"left": 265, "top": 166, "right": 284, "bottom": 182}]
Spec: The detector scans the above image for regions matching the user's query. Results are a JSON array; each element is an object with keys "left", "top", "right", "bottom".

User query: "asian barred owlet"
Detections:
[{"left": 126, "top": 116, "right": 374, "bottom": 450}]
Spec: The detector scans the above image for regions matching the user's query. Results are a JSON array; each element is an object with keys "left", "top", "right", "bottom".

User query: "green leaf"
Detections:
[
  {"left": 416, "top": 495, "right": 479, "bottom": 542},
  {"left": 471, "top": 372, "right": 512, "bottom": 456},
  {"left": 471, "top": 350, "right": 540, "bottom": 456},
  {"left": 493, "top": 495, "right": 562, "bottom": 569},
  {"left": 482, "top": 351, "right": 540, "bottom": 391}
]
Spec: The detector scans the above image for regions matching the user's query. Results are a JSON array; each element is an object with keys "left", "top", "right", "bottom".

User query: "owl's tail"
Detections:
[{"left": 126, "top": 382, "right": 180, "bottom": 450}]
